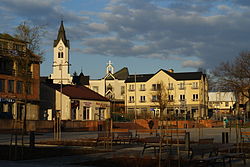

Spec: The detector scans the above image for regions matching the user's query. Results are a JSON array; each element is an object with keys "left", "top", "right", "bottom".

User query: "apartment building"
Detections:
[
  {"left": 125, "top": 69, "right": 208, "bottom": 120},
  {"left": 0, "top": 33, "right": 40, "bottom": 120}
]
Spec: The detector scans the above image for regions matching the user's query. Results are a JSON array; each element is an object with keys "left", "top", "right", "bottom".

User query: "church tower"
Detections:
[{"left": 50, "top": 20, "right": 72, "bottom": 84}]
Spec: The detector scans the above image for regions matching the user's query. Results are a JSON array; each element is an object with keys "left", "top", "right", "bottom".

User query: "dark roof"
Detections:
[
  {"left": 106, "top": 67, "right": 129, "bottom": 80},
  {"left": 72, "top": 72, "right": 90, "bottom": 86},
  {"left": 125, "top": 74, "right": 154, "bottom": 83},
  {"left": 161, "top": 70, "right": 204, "bottom": 80},
  {"left": 125, "top": 70, "right": 205, "bottom": 83},
  {"left": 54, "top": 21, "right": 69, "bottom": 48},
  {"left": 44, "top": 83, "right": 109, "bottom": 101},
  {"left": 0, "top": 33, "right": 26, "bottom": 43}
]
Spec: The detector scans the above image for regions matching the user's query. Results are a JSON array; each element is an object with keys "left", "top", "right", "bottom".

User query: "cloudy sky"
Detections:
[{"left": 1, "top": 0, "right": 250, "bottom": 79}]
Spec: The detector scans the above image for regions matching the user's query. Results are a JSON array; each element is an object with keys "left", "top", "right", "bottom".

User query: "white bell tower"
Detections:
[
  {"left": 50, "top": 20, "right": 72, "bottom": 84},
  {"left": 106, "top": 60, "right": 114, "bottom": 74}
]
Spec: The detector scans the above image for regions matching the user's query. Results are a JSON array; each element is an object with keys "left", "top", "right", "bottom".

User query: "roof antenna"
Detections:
[{"left": 80, "top": 67, "right": 83, "bottom": 73}]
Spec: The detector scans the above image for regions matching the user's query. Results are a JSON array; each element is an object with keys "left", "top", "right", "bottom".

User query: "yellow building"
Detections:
[{"left": 125, "top": 69, "right": 208, "bottom": 120}]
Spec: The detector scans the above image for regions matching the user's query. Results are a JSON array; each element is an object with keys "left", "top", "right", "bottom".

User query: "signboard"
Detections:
[{"left": 0, "top": 98, "right": 15, "bottom": 103}]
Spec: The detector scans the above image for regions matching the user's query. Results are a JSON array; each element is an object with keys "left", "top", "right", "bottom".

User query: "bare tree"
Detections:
[
  {"left": 15, "top": 21, "right": 46, "bottom": 57},
  {"left": 213, "top": 52, "right": 250, "bottom": 100},
  {"left": 152, "top": 81, "right": 173, "bottom": 119}
]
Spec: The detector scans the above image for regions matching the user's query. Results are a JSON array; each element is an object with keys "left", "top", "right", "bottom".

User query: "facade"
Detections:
[
  {"left": 50, "top": 21, "right": 72, "bottom": 84},
  {"left": 208, "top": 92, "right": 235, "bottom": 119},
  {"left": 0, "top": 33, "right": 40, "bottom": 120},
  {"left": 125, "top": 69, "right": 208, "bottom": 120},
  {"left": 41, "top": 82, "right": 110, "bottom": 120},
  {"left": 89, "top": 61, "right": 129, "bottom": 113}
]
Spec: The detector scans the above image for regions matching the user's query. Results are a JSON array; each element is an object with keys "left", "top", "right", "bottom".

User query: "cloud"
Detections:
[
  {"left": 82, "top": 0, "right": 250, "bottom": 70},
  {"left": 182, "top": 60, "right": 204, "bottom": 68},
  {"left": 1, "top": 0, "right": 250, "bottom": 72}
]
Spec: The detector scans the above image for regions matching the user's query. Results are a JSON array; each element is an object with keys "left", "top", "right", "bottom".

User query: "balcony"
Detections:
[
  {"left": 128, "top": 100, "right": 134, "bottom": 103},
  {"left": 152, "top": 99, "right": 159, "bottom": 102},
  {"left": 140, "top": 88, "right": 146, "bottom": 91},
  {"left": 192, "top": 86, "right": 199, "bottom": 89},
  {"left": 151, "top": 88, "right": 161, "bottom": 91},
  {"left": 0, "top": 69, "right": 15, "bottom": 76},
  {"left": 179, "top": 87, "right": 185, "bottom": 90},
  {"left": 128, "top": 89, "right": 135, "bottom": 92},
  {"left": 167, "top": 87, "right": 174, "bottom": 90},
  {"left": 140, "top": 100, "right": 146, "bottom": 103},
  {"left": 192, "top": 99, "right": 199, "bottom": 101},
  {"left": 0, "top": 48, "right": 26, "bottom": 57}
]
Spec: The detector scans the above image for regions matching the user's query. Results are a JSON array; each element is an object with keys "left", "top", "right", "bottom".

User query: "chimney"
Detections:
[{"left": 167, "top": 69, "right": 174, "bottom": 73}]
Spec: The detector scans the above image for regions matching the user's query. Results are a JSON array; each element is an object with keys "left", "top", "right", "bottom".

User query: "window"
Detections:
[
  {"left": 129, "top": 84, "right": 135, "bottom": 91},
  {"left": 152, "top": 95, "right": 158, "bottom": 102},
  {"left": 8, "top": 80, "right": 14, "bottom": 93},
  {"left": 140, "top": 84, "right": 146, "bottom": 91},
  {"left": 192, "top": 82, "right": 198, "bottom": 89},
  {"left": 168, "top": 95, "right": 174, "bottom": 101},
  {"left": 129, "top": 96, "right": 134, "bottom": 103},
  {"left": 0, "top": 79, "right": 5, "bottom": 92},
  {"left": 58, "top": 52, "right": 64, "bottom": 58},
  {"left": 180, "top": 94, "right": 185, "bottom": 101},
  {"left": 83, "top": 106, "right": 90, "bottom": 120},
  {"left": 26, "top": 82, "right": 32, "bottom": 95},
  {"left": 8, "top": 103, "right": 13, "bottom": 114},
  {"left": 152, "top": 84, "right": 161, "bottom": 91},
  {"left": 121, "top": 86, "right": 125, "bottom": 95},
  {"left": 193, "top": 94, "right": 198, "bottom": 101},
  {"left": 140, "top": 96, "right": 146, "bottom": 102},
  {"left": 168, "top": 83, "right": 174, "bottom": 90},
  {"left": 0, "top": 103, "right": 3, "bottom": 112},
  {"left": 93, "top": 86, "right": 99, "bottom": 93},
  {"left": 179, "top": 82, "right": 185, "bottom": 90},
  {"left": 225, "top": 102, "right": 229, "bottom": 107},
  {"left": 13, "top": 44, "right": 23, "bottom": 51},
  {"left": 16, "top": 81, "right": 23, "bottom": 94}
]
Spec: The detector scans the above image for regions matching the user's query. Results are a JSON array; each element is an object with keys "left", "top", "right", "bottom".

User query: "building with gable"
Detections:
[
  {"left": 125, "top": 69, "right": 208, "bottom": 120},
  {"left": 89, "top": 61, "right": 129, "bottom": 114},
  {"left": 40, "top": 81, "right": 110, "bottom": 120}
]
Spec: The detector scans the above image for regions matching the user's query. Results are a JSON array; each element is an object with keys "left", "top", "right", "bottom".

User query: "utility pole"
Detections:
[{"left": 52, "top": 63, "right": 71, "bottom": 141}]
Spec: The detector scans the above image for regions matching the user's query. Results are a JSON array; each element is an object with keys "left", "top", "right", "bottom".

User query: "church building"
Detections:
[
  {"left": 40, "top": 21, "right": 110, "bottom": 121},
  {"left": 50, "top": 21, "right": 72, "bottom": 84},
  {"left": 89, "top": 61, "right": 129, "bottom": 115}
]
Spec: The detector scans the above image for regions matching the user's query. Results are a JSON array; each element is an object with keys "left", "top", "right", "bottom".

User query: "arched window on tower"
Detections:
[{"left": 58, "top": 52, "right": 64, "bottom": 58}]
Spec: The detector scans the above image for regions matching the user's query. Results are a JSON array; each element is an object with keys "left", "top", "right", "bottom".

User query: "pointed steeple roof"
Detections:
[{"left": 54, "top": 20, "right": 70, "bottom": 48}]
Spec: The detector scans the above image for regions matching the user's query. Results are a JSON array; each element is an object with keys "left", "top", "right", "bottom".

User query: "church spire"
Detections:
[{"left": 53, "top": 20, "right": 70, "bottom": 48}]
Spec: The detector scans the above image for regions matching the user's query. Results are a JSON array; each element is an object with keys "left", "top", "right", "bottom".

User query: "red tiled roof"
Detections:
[{"left": 46, "top": 83, "right": 109, "bottom": 101}]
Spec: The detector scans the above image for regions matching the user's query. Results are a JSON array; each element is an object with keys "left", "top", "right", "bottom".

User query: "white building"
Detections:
[
  {"left": 208, "top": 92, "right": 236, "bottom": 118},
  {"left": 41, "top": 83, "right": 110, "bottom": 120}
]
